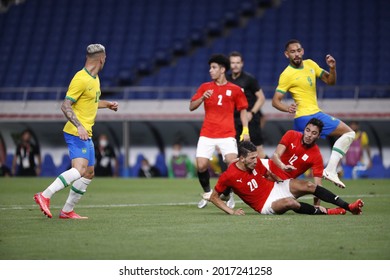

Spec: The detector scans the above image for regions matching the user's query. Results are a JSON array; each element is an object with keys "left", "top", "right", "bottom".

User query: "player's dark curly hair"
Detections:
[
  {"left": 208, "top": 54, "right": 230, "bottom": 71},
  {"left": 306, "top": 118, "right": 324, "bottom": 134},
  {"left": 238, "top": 141, "right": 257, "bottom": 158}
]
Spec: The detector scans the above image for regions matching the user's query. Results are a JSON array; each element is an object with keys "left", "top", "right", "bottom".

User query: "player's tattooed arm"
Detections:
[{"left": 61, "top": 99, "right": 81, "bottom": 128}]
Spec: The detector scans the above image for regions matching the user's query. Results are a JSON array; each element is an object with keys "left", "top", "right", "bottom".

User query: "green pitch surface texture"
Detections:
[{"left": 0, "top": 177, "right": 389, "bottom": 260}]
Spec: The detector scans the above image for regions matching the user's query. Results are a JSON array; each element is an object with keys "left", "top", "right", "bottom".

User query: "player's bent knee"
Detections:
[
  {"left": 285, "top": 198, "right": 300, "bottom": 210},
  {"left": 306, "top": 181, "right": 316, "bottom": 191},
  {"left": 273, "top": 197, "right": 299, "bottom": 214}
]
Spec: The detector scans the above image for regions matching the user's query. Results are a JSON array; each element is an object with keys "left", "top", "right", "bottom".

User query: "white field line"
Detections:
[{"left": 0, "top": 193, "right": 388, "bottom": 211}]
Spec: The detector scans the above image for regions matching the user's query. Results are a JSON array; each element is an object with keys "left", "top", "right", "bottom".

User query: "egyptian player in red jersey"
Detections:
[
  {"left": 262, "top": 117, "right": 324, "bottom": 205},
  {"left": 190, "top": 54, "right": 249, "bottom": 209},
  {"left": 210, "top": 141, "right": 364, "bottom": 216}
]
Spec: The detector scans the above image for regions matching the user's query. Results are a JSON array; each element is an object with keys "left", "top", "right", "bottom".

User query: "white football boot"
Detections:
[{"left": 197, "top": 190, "right": 212, "bottom": 209}]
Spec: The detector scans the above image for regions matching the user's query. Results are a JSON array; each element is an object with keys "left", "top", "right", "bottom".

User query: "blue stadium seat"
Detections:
[
  {"left": 364, "top": 155, "right": 387, "bottom": 178},
  {"left": 0, "top": 0, "right": 388, "bottom": 95},
  {"left": 154, "top": 153, "right": 168, "bottom": 177},
  {"left": 57, "top": 154, "right": 71, "bottom": 174},
  {"left": 6, "top": 154, "right": 13, "bottom": 169},
  {"left": 40, "top": 154, "right": 57, "bottom": 177},
  {"left": 131, "top": 153, "right": 145, "bottom": 177}
]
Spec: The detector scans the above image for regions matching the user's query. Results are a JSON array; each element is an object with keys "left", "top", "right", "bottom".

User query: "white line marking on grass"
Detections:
[
  {"left": 0, "top": 193, "right": 388, "bottom": 211},
  {"left": 0, "top": 202, "right": 199, "bottom": 210}
]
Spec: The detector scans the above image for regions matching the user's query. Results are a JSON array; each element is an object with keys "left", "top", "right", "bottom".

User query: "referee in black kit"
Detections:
[{"left": 227, "top": 51, "right": 267, "bottom": 159}]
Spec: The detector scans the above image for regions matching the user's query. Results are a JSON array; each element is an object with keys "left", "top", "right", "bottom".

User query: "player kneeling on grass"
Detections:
[{"left": 209, "top": 141, "right": 364, "bottom": 216}]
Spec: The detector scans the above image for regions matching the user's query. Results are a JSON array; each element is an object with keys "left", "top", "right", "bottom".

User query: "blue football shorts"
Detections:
[
  {"left": 293, "top": 112, "right": 341, "bottom": 139},
  {"left": 63, "top": 132, "right": 95, "bottom": 166}
]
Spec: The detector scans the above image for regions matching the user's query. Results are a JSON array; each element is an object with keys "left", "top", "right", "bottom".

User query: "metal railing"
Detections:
[{"left": 0, "top": 85, "right": 389, "bottom": 101}]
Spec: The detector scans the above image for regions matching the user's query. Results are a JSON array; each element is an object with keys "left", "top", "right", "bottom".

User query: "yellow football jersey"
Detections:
[
  {"left": 63, "top": 68, "right": 101, "bottom": 137},
  {"left": 276, "top": 59, "right": 325, "bottom": 118}
]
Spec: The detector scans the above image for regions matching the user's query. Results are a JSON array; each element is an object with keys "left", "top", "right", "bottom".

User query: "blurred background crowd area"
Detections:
[{"left": 0, "top": 0, "right": 389, "bottom": 178}]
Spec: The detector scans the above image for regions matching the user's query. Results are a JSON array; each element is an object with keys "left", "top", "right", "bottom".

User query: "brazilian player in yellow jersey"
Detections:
[
  {"left": 34, "top": 44, "right": 119, "bottom": 219},
  {"left": 272, "top": 39, "right": 355, "bottom": 191}
]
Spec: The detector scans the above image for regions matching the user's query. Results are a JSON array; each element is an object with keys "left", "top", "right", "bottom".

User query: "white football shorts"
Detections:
[
  {"left": 260, "top": 179, "right": 294, "bottom": 215},
  {"left": 196, "top": 136, "right": 237, "bottom": 159}
]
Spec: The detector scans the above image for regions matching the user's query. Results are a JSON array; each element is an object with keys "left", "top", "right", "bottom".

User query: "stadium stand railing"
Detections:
[{"left": 0, "top": 85, "right": 389, "bottom": 101}]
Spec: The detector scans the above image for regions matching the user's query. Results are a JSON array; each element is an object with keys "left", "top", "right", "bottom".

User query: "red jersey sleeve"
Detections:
[
  {"left": 191, "top": 83, "right": 207, "bottom": 101},
  {"left": 214, "top": 170, "right": 232, "bottom": 194},
  {"left": 256, "top": 158, "right": 269, "bottom": 176},
  {"left": 279, "top": 130, "right": 296, "bottom": 147}
]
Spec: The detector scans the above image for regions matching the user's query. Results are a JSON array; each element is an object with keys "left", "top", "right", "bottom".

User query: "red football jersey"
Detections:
[
  {"left": 191, "top": 81, "right": 248, "bottom": 138},
  {"left": 214, "top": 160, "right": 274, "bottom": 213},
  {"left": 269, "top": 130, "right": 324, "bottom": 179}
]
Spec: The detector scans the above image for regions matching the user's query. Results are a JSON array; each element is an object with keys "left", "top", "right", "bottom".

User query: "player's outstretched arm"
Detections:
[{"left": 209, "top": 190, "right": 245, "bottom": 215}]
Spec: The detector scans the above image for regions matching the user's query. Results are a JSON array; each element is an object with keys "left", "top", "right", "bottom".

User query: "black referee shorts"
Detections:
[{"left": 235, "top": 117, "right": 264, "bottom": 146}]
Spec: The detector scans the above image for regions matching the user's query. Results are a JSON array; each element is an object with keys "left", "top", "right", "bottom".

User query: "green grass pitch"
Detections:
[{"left": 0, "top": 177, "right": 389, "bottom": 260}]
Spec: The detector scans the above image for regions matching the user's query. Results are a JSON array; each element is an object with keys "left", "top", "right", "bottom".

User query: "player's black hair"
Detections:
[
  {"left": 208, "top": 54, "right": 230, "bottom": 71},
  {"left": 306, "top": 118, "right": 324, "bottom": 134},
  {"left": 238, "top": 141, "right": 257, "bottom": 158},
  {"left": 285, "top": 39, "right": 302, "bottom": 51}
]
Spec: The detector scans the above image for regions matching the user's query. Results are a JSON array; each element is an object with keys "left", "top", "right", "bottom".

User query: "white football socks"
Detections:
[
  {"left": 326, "top": 131, "right": 355, "bottom": 173},
  {"left": 42, "top": 168, "right": 81, "bottom": 199},
  {"left": 62, "top": 177, "right": 91, "bottom": 213}
]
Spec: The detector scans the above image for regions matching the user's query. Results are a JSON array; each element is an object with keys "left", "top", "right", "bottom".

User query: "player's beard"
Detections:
[{"left": 291, "top": 57, "right": 302, "bottom": 67}]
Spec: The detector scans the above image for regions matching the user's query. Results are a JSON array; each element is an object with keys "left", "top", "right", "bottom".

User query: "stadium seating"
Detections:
[
  {"left": 6, "top": 154, "right": 13, "bottom": 169},
  {"left": 154, "top": 153, "right": 168, "bottom": 177},
  {"left": 40, "top": 154, "right": 57, "bottom": 177},
  {"left": 57, "top": 154, "right": 71, "bottom": 174},
  {"left": 364, "top": 154, "right": 388, "bottom": 178},
  {"left": 0, "top": 0, "right": 389, "bottom": 179},
  {"left": 130, "top": 153, "right": 146, "bottom": 177},
  {"left": 0, "top": 0, "right": 389, "bottom": 100}
]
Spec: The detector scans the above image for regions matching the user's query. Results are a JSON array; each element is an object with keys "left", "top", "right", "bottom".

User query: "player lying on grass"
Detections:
[
  {"left": 261, "top": 117, "right": 325, "bottom": 206},
  {"left": 209, "top": 141, "right": 364, "bottom": 215}
]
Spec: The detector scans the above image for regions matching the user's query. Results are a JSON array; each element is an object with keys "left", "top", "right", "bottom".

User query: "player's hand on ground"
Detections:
[
  {"left": 232, "top": 208, "right": 245, "bottom": 216},
  {"left": 315, "top": 205, "right": 327, "bottom": 214}
]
